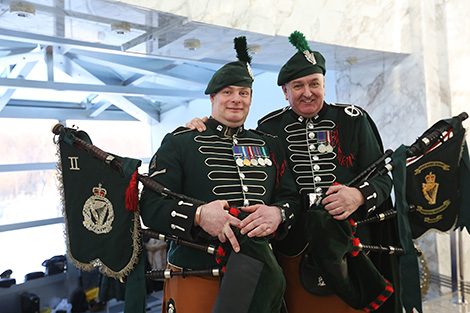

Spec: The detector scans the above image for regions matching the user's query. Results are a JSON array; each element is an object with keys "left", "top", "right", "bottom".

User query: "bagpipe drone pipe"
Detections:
[{"left": 52, "top": 123, "right": 284, "bottom": 313}]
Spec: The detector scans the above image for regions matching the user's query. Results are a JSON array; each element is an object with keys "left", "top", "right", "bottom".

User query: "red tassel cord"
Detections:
[
  {"left": 125, "top": 170, "right": 139, "bottom": 211},
  {"left": 350, "top": 237, "right": 361, "bottom": 257}
]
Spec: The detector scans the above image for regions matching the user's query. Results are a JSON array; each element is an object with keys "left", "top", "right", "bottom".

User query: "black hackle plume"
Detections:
[{"left": 234, "top": 36, "right": 252, "bottom": 64}]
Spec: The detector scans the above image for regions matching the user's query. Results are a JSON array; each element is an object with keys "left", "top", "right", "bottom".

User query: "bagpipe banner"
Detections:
[
  {"left": 405, "top": 114, "right": 469, "bottom": 238},
  {"left": 55, "top": 126, "right": 142, "bottom": 281},
  {"left": 391, "top": 112, "right": 469, "bottom": 313}
]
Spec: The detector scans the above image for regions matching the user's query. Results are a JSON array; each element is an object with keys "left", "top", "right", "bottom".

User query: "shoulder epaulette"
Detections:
[
  {"left": 258, "top": 106, "right": 290, "bottom": 125},
  {"left": 330, "top": 103, "right": 364, "bottom": 117},
  {"left": 172, "top": 126, "right": 193, "bottom": 136},
  {"left": 250, "top": 129, "right": 278, "bottom": 138}
]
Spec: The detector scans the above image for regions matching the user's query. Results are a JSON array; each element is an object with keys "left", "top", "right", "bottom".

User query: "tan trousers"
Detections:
[
  {"left": 278, "top": 254, "right": 363, "bottom": 313},
  {"left": 161, "top": 265, "right": 220, "bottom": 313}
]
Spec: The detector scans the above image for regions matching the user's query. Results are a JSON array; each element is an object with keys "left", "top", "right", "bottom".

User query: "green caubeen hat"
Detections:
[
  {"left": 277, "top": 31, "right": 326, "bottom": 86},
  {"left": 205, "top": 36, "right": 254, "bottom": 94}
]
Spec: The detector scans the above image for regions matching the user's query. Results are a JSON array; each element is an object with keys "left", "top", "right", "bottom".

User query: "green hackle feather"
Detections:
[
  {"left": 289, "top": 31, "right": 311, "bottom": 53},
  {"left": 234, "top": 36, "right": 252, "bottom": 64}
]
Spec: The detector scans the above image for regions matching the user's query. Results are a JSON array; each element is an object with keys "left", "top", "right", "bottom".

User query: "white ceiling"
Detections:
[{"left": 0, "top": 0, "right": 407, "bottom": 124}]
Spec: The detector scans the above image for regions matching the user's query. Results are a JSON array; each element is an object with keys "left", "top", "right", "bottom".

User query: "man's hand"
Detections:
[
  {"left": 322, "top": 185, "right": 365, "bottom": 220},
  {"left": 185, "top": 116, "right": 208, "bottom": 132},
  {"left": 198, "top": 200, "right": 241, "bottom": 252},
  {"left": 239, "top": 204, "right": 282, "bottom": 237}
]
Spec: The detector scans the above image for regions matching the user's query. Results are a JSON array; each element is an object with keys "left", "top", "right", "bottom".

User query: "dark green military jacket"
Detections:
[
  {"left": 140, "top": 117, "right": 299, "bottom": 270},
  {"left": 257, "top": 102, "right": 393, "bottom": 255}
]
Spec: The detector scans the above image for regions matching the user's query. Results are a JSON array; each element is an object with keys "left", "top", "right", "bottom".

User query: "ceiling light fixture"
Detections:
[
  {"left": 345, "top": 57, "right": 358, "bottom": 65},
  {"left": 248, "top": 44, "right": 261, "bottom": 54},
  {"left": 10, "top": 1, "right": 35, "bottom": 18},
  {"left": 111, "top": 22, "right": 131, "bottom": 35},
  {"left": 184, "top": 38, "right": 200, "bottom": 51}
]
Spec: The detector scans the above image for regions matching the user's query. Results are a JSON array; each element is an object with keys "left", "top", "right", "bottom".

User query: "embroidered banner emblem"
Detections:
[
  {"left": 422, "top": 172, "right": 438, "bottom": 205},
  {"left": 405, "top": 126, "right": 465, "bottom": 238},
  {"left": 82, "top": 183, "right": 114, "bottom": 234}
]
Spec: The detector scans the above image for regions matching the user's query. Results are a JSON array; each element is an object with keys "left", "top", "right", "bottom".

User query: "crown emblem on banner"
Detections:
[
  {"left": 425, "top": 172, "right": 436, "bottom": 184},
  {"left": 422, "top": 171, "right": 439, "bottom": 205},
  {"left": 93, "top": 183, "right": 107, "bottom": 198}
]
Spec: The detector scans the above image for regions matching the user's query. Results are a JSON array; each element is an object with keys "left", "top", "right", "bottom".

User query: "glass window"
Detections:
[
  {"left": 0, "top": 170, "right": 61, "bottom": 224},
  {"left": 0, "top": 118, "right": 152, "bottom": 286},
  {"left": 0, "top": 118, "right": 59, "bottom": 164},
  {"left": 0, "top": 224, "right": 66, "bottom": 284},
  {"left": 66, "top": 120, "right": 152, "bottom": 161}
]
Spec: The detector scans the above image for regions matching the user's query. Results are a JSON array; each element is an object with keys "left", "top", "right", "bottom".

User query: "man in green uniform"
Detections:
[
  {"left": 259, "top": 31, "right": 398, "bottom": 313},
  {"left": 187, "top": 31, "right": 399, "bottom": 312},
  {"left": 140, "top": 37, "right": 299, "bottom": 313}
]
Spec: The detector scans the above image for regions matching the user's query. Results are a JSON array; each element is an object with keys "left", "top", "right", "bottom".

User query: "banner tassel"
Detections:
[{"left": 126, "top": 170, "right": 139, "bottom": 211}]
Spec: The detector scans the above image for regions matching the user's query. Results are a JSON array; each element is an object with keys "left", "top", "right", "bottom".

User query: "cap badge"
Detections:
[
  {"left": 247, "top": 62, "right": 254, "bottom": 80},
  {"left": 303, "top": 50, "right": 317, "bottom": 65}
]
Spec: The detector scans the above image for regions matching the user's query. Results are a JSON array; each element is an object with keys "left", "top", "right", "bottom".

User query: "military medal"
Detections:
[
  {"left": 233, "top": 146, "right": 245, "bottom": 167},
  {"left": 241, "top": 146, "right": 251, "bottom": 166},
  {"left": 261, "top": 146, "right": 272, "bottom": 166},
  {"left": 248, "top": 146, "right": 258, "bottom": 166},
  {"left": 254, "top": 146, "right": 265, "bottom": 166},
  {"left": 325, "top": 131, "right": 334, "bottom": 153},
  {"left": 317, "top": 131, "right": 327, "bottom": 153}
]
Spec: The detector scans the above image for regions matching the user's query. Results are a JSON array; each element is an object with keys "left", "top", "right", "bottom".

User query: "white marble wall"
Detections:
[
  {"left": 119, "top": 0, "right": 408, "bottom": 53},
  {"left": 334, "top": 53, "right": 428, "bottom": 151}
]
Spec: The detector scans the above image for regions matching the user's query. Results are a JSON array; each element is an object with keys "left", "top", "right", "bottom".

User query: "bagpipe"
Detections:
[
  {"left": 301, "top": 111, "right": 469, "bottom": 312},
  {"left": 300, "top": 148, "right": 399, "bottom": 311},
  {"left": 52, "top": 123, "right": 285, "bottom": 313}
]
